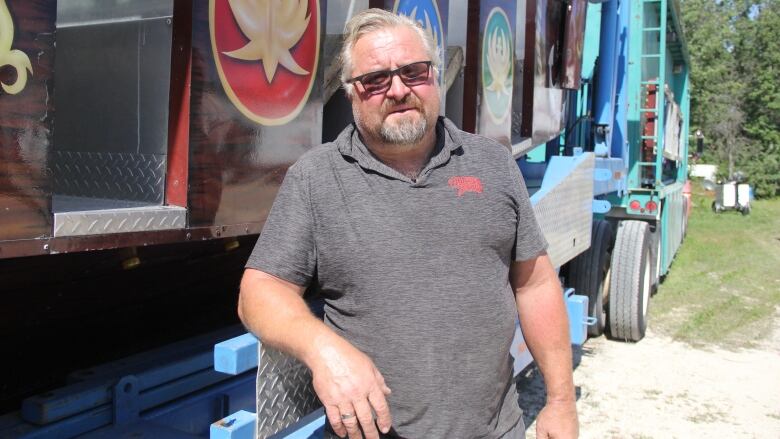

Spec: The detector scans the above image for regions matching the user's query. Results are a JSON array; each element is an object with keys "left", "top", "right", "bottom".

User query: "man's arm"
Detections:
[
  {"left": 238, "top": 269, "right": 392, "bottom": 439},
  {"left": 510, "top": 253, "right": 579, "bottom": 439}
]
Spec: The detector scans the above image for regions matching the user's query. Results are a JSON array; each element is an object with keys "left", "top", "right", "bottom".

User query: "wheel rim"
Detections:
[
  {"left": 655, "top": 237, "right": 662, "bottom": 285},
  {"left": 642, "top": 249, "right": 651, "bottom": 317},
  {"left": 600, "top": 266, "right": 611, "bottom": 322}
]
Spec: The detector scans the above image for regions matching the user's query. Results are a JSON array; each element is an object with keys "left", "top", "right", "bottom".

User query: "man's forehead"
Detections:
[{"left": 352, "top": 26, "right": 427, "bottom": 67}]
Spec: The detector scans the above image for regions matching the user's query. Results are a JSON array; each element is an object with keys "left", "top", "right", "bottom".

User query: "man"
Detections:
[{"left": 238, "top": 8, "right": 578, "bottom": 439}]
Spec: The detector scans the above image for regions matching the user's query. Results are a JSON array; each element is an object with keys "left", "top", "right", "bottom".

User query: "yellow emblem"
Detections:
[
  {"left": 485, "top": 25, "right": 511, "bottom": 97},
  {"left": 0, "top": 0, "right": 32, "bottom": 95},
  {"left": 222, "top": 0, "right": 310, "bottom": 83},
  {"left": 406, "top": 6, "right": 439, "bottom": 50}
]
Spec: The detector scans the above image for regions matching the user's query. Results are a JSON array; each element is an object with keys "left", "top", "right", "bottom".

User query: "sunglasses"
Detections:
[{"left": 346, "top": 61, "right": 432, "bottom": 95}]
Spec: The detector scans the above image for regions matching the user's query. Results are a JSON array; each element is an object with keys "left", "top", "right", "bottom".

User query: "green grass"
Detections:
[{"left": 651, "top": 181, "right": 780, "bottom": 349}]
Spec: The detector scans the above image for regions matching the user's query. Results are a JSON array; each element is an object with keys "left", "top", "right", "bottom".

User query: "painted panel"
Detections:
[
  {"left": 529, "top": 0, "right": 565, "bottom": 146},
  {"left": 188, "top": 0, "right": 325, "bottom": 227},
  {"left": 518, "top": 0, "right": 567, "bottom": 147},
  {"left": 510, "top": 0, "right": 527, "bottom": 146},
  {"left": 477, "top": 0, "right": 516, "bottom": 147},
  {"left": 560, "top": 0, "right": 587, "bottom": 90},
  {"left": 386, "top": 0, "right": 449, "bottom": 112},
  {"left": 0, "top": 0, "right": 55, "bottom": 241},
  {"left": 322, "top": 1, "right": 370, "bottom": 143}
]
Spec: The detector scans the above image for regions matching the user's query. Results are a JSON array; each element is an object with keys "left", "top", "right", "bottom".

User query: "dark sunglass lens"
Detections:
[
  {"left": 399, "top": 62, "right": 429, "bottom": 84},
  {"left": 361, "top": 71, "right": 391, "bottom": 92}
]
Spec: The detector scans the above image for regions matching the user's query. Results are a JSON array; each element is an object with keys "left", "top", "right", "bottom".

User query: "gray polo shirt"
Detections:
[{"left": 247, "top": 117, "right": 547, "bottom": 438}]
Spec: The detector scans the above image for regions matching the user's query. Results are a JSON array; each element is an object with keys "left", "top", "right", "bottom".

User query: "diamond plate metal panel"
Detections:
[
  {"left": 531, "top": 154, "right": 595, "bottom": 268},
  {"left": 256, "top": 346, "right": 320, "bottom": 438},
  {"left": 53, "top": 206, "right": 185, "bottom": 237},
  {"left": 52, "top": 151, "right": 165, "bottom": 203}
]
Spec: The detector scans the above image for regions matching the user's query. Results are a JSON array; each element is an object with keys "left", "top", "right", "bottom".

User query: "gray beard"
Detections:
[{"left": 379, "top": 116, "right": 428, "bottom": 145}]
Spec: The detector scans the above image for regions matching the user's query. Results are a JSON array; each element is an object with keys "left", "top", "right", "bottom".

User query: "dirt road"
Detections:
[{"left": 517, "top": 321, "right": 780, "bottom": 438}]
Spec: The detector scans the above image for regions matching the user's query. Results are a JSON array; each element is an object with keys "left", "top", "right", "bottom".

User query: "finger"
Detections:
[
  {"left": 367, "top": 388, "right": 392, "bottom": 434},
  {"left": 353, "top": 398, "right": 380, "bottom": 439},
  {"left": 338, "top": 403, "right": 362, "bottom": 439},
  {"left": 374, "top": 369, "right": 392, "bottom": 395},
  {"left": 324, "top": 405, "right": 347, "bottom": 438}
]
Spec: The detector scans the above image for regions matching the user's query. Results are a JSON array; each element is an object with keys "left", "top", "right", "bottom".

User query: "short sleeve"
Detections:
[
  {"left": 245, "top": 164, "right": 316, "bottom": 286},
  {"left": 507, "top": 155, "right": 548, "bottom": 261}
]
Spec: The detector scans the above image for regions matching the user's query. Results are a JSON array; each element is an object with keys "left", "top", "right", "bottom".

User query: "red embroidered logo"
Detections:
[{"left": 448, "top": 176, "right": 483, "bottom": 196}]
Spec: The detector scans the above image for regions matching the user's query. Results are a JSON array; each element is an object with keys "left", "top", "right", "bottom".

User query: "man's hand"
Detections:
[
  {"left": 535, "top": 399, "right": 579, "bottom": 438},
  {"left": 238, "top": 269, "right": 393, "bottom": 438},
  {"left": 309, "top": 340, "right": 392, "bottom": 439}
]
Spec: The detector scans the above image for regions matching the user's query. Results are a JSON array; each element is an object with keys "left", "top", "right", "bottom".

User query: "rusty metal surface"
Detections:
[
  {"left": 0, "top": 1, "right": 56, "bottom": 241},
  {"left": 256, "top": 346, "right": 320, "bottom": 437},
  {"left": 519, "top": 0, "right": 566, "bottom": 146},
  {"left": 560, "top": 0, "right": 587, "bottom": 90},
  {"left": 0, "top": 221, "right": 266, "bottom": 259}
]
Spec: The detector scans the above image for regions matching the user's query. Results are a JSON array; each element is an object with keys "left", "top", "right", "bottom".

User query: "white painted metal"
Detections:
[
  {"left": 593, "top": 157, "right": 627, "bottom": 196},
  {"left": 530, "top": 154, "right": 595, "bottom": 268},
  {"left": 738, "top": 184, "right": 750, "bottom": 206}
]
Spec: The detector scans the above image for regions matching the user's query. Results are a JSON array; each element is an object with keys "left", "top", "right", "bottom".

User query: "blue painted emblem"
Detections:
[
  {"left": 394, "top": 0, "right": 445, "bottom": 84},
  {"left": 482, "top": 7, "right": 513, "bottom": 124}
]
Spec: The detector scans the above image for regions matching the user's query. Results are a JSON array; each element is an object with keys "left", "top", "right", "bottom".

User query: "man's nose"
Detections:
[{"left": 385, "top": 73, "right": 411, "bottom": 100}]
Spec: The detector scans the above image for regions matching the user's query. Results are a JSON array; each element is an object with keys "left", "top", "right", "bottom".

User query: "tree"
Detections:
[
  {"left": 681, "top": 0, "right": 747, "bottom": 177},
  {"left": 682, "top": 0, "right": 780, "bottom": 197},
  {"left": 736, "top": 0, "right": 780, "bottom": 197}
]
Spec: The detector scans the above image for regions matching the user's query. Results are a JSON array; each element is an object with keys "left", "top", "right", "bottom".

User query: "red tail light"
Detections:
[
  {"left": 629, "top": 200, "right": 641, "bottom": 210},
  {"left": 645, "top": 201, "right": 658, "bottom": 212}
]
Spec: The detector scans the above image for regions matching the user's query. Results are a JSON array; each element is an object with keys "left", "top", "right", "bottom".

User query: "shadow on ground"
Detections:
[{"left": 516, "top": 343, "right": 592, "bottom": 432}]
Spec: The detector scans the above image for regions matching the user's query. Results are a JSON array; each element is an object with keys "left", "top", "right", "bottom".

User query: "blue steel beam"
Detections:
[
  {"left": 612, "top": 0, "right": 630, "bottom": 164},
  {"left": 593, "top": 0, "right": 620, "bottom": 157},
  {"left": 214, "top": 334, "right": 259, "bottom": 376}
]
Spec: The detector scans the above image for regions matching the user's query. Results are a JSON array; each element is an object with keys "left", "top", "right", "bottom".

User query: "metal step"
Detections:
[{"left": 53, "top": 196, "right": 186, "bottom": 237}]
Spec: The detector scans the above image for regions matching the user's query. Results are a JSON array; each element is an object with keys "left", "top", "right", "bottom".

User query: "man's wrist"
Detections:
[
  {"left": 545, "top": 386, "right": 577, "bottom": 404},
  {"left": 546, "top": 396, "right": 577, "bottom": 404},
  {"left": 300, "top": 324, "right": 348, "bottom": 370}
]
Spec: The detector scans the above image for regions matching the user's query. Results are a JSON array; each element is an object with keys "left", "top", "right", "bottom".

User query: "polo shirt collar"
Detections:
[{"left": 336, "top": 116, "right": 463, "bottom": 182}]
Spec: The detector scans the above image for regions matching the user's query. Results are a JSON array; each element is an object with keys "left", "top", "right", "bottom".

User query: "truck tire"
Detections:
[
  {"left": 564, "top": 220, "right": 613, "bottom": 337},
  {"left": 608, "top": 220, "right": 651, "bottom": 342}
]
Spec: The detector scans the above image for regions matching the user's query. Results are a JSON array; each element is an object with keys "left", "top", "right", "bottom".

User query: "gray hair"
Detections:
[{"left": 339, "top": 8, "right": 440, "bottom": 97}]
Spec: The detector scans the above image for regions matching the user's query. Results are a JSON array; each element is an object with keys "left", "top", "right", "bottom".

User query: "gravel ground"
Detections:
[{"left": 517, "top": 317, "right": 780, "bottom": 439}]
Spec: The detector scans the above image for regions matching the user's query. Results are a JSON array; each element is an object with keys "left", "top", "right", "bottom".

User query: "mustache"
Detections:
[{"left": 381, "top": 94, "right": 423, "bottom": 114}]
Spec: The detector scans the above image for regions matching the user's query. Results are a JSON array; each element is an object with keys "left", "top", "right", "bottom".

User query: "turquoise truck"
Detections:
[{"left": 0, "top": 0, "right": 689, "bottom": 437}]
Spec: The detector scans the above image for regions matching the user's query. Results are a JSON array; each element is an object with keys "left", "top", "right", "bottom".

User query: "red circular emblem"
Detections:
[{"left": 210, "top": 0, "right": 320, "bottom": 126}]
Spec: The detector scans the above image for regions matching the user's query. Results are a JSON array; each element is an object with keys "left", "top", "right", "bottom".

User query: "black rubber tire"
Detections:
[
  {"left": 711, "top": 201, "right": 723, "bottom": 213},
  {"left": 564, "top": 220, "right": 613, "bottom": 337},
  {"left": 741, "top": 205, "right": 751, "bottom": 216},
  {"left": 608, "top": 220, "right": 651, "bottom": 342}
]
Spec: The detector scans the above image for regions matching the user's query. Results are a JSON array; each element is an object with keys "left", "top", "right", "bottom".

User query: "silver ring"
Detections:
[{"left": 340, "top": 413, "right": 355, "bottom": 420}]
